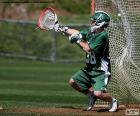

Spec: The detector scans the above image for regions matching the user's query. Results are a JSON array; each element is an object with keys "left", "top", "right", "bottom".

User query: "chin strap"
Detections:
[{"left": 90, "top": 21, "right": 105, "bottom": 33}]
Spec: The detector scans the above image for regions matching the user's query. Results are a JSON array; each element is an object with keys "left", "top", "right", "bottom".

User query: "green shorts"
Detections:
[{"left": 72, "top": 68, "right": 110, "bottom": 92}]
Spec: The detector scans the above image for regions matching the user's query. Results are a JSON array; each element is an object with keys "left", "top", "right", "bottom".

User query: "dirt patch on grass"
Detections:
[{"left": 0, "top": 105, "right": 134, "bottom": 116}]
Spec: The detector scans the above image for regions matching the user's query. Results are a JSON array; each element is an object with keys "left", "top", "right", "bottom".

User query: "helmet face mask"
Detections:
[{"left": 90, "top": 11, "right": 110, "bottom": 32}]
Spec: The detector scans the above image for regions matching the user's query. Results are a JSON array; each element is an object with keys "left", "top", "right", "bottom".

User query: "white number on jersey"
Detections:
[{"left": 86, "top": 52, "right": 96, "bottom": 64}]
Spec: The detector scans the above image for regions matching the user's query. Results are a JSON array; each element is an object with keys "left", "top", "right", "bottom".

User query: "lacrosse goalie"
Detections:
[{"left": 38, "top": 9, "right": 118, "bottom": 112}]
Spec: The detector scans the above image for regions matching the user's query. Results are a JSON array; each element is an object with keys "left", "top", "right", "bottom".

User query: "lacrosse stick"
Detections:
[
  {"left": 38, "top": 7, "right": 83, "bottom": 47},
  {"left": 37, "top": 7, "right": 69, "bottom": 34}
]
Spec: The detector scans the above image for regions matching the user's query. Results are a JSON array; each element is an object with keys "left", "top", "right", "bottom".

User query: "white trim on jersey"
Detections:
[{"left": 101, "top": 58, "right": 110, "bottom": 86}]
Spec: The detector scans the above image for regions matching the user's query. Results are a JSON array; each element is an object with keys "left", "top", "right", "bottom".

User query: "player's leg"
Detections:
[
  {"left": 69, "top": 78, "right": 83, "bottom": 93},
  {"left": 69, "top": 69, "right": 91, "bottom": 94},
  {"left": 69, "top": 80, "right": 96, "bottom": 111},
  {"left": 69, "top": 69, "right": 97, "bottom": 111},
  {"left": 93, "top": 91, "right": 118, "bottom": 112},
  {"left": 93, "top": 74, "right": 118, "bottom": 112},
  {"left": 86, "top": 90, "right": 97, "bottom": 111}
]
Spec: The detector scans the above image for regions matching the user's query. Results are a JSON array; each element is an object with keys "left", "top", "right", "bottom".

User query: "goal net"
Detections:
[{"left": 93, "top": 0, "right": 140, "bottom": 105}]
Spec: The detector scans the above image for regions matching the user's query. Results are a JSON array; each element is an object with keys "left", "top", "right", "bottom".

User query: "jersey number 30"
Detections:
[{"left": 86, "top": 52, "right": 96, "bottom": 64}]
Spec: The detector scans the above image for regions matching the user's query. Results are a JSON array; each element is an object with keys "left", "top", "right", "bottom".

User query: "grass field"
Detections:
[
  {"left": 0, "top": 57, "right": 91, "bottom": 115},
  {"left": 0, "top": 57, "right": 139, "bottom": 116},
  {"left": 0, "top": 57, "right": 87, "bottom": 108}
]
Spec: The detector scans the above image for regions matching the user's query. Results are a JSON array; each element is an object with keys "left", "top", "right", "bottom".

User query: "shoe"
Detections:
[
  {"left": 109, "top": 98, "right": 118, "bottom": 112},
  {"left": 86, "top": 91, "right": 96, "bottom": 111}
]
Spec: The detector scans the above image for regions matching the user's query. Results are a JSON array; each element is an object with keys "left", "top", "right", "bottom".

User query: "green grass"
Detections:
[
  {"left": 0, "top": 57, "right": 87, "bottom": 109},
  {"left": 0, "top": 57, "right": 139, "bottom": 116}
]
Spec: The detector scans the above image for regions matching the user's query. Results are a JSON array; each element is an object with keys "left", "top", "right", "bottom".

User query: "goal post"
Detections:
[
  {"left": 92, "top": 0, "right": 140, "bottom": 105},
  {"left": 91, "top": 0, "right": 95, "bottom": 15}
]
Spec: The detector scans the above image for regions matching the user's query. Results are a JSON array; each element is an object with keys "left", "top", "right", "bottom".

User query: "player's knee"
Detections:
[
  {"left": 69, "top": 78, "right": 75, "bottom": 86},
  {"left": 94, "top": 91, "right": 102, "bottom": 97}
]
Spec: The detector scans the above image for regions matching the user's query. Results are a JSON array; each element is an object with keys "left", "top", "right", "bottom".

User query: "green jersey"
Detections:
[{"left": 80, "top": 29, "right": 110, "bottom": 71}]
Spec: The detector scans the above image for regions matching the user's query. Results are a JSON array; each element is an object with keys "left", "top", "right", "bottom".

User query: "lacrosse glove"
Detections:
[
  {"left": 54, "top": 21, "right": 68, "bottom": 33},
  {"left": 69, "top": 33, "right": 82, "bottom": 44}
]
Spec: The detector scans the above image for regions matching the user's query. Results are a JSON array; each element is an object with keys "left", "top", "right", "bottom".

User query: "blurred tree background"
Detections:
[
  {"left": 0, "top": 0, "right": 116, "bottom": 20},
  {"left": 0, "top": 0, "right": 91, "bottom": 20},
  {"left": 0, "top": 0, "right": 118, "bottom": 62}
]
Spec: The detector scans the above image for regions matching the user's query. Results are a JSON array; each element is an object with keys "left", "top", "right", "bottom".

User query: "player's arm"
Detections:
[
  {"left": 54, "top": 23, "right": 91, "bottom": 53},
  {"left": 68, "top": 33, "right": 91, "bottom": 53},
  {"left": 78, "top": 41, "right": 91, "bottom": 53},
  {"left": 66, "top": 28, "right": 79, "bottom": 35},
  {"left": 54, "top": 22, "right": 79, "bottom": 35},
  {"left": 64, "top": 29, "right": 91, "bottom": 53}
]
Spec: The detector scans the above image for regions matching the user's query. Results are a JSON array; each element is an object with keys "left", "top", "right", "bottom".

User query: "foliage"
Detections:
[
  {"left": 55, "top": 0, "right": 91, "bottom": 14},
  {"left": 0, "top": 16, "right": 90, "bottom": 60}
]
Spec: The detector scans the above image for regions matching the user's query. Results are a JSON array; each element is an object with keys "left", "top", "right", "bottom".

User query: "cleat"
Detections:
[
  {"left": 86, "top": 106, "right": 93, "bottom": 111},
  {"left": 86, "top": 91, "right": 96, "bottom": 111},
  {"left": 109, "top": 98, "right": 118, "bottom": 112}
]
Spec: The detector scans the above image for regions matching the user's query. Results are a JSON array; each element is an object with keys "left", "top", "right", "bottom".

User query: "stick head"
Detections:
[{"left": 37, "top": 7, "right": 58, "bottom": 30}]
